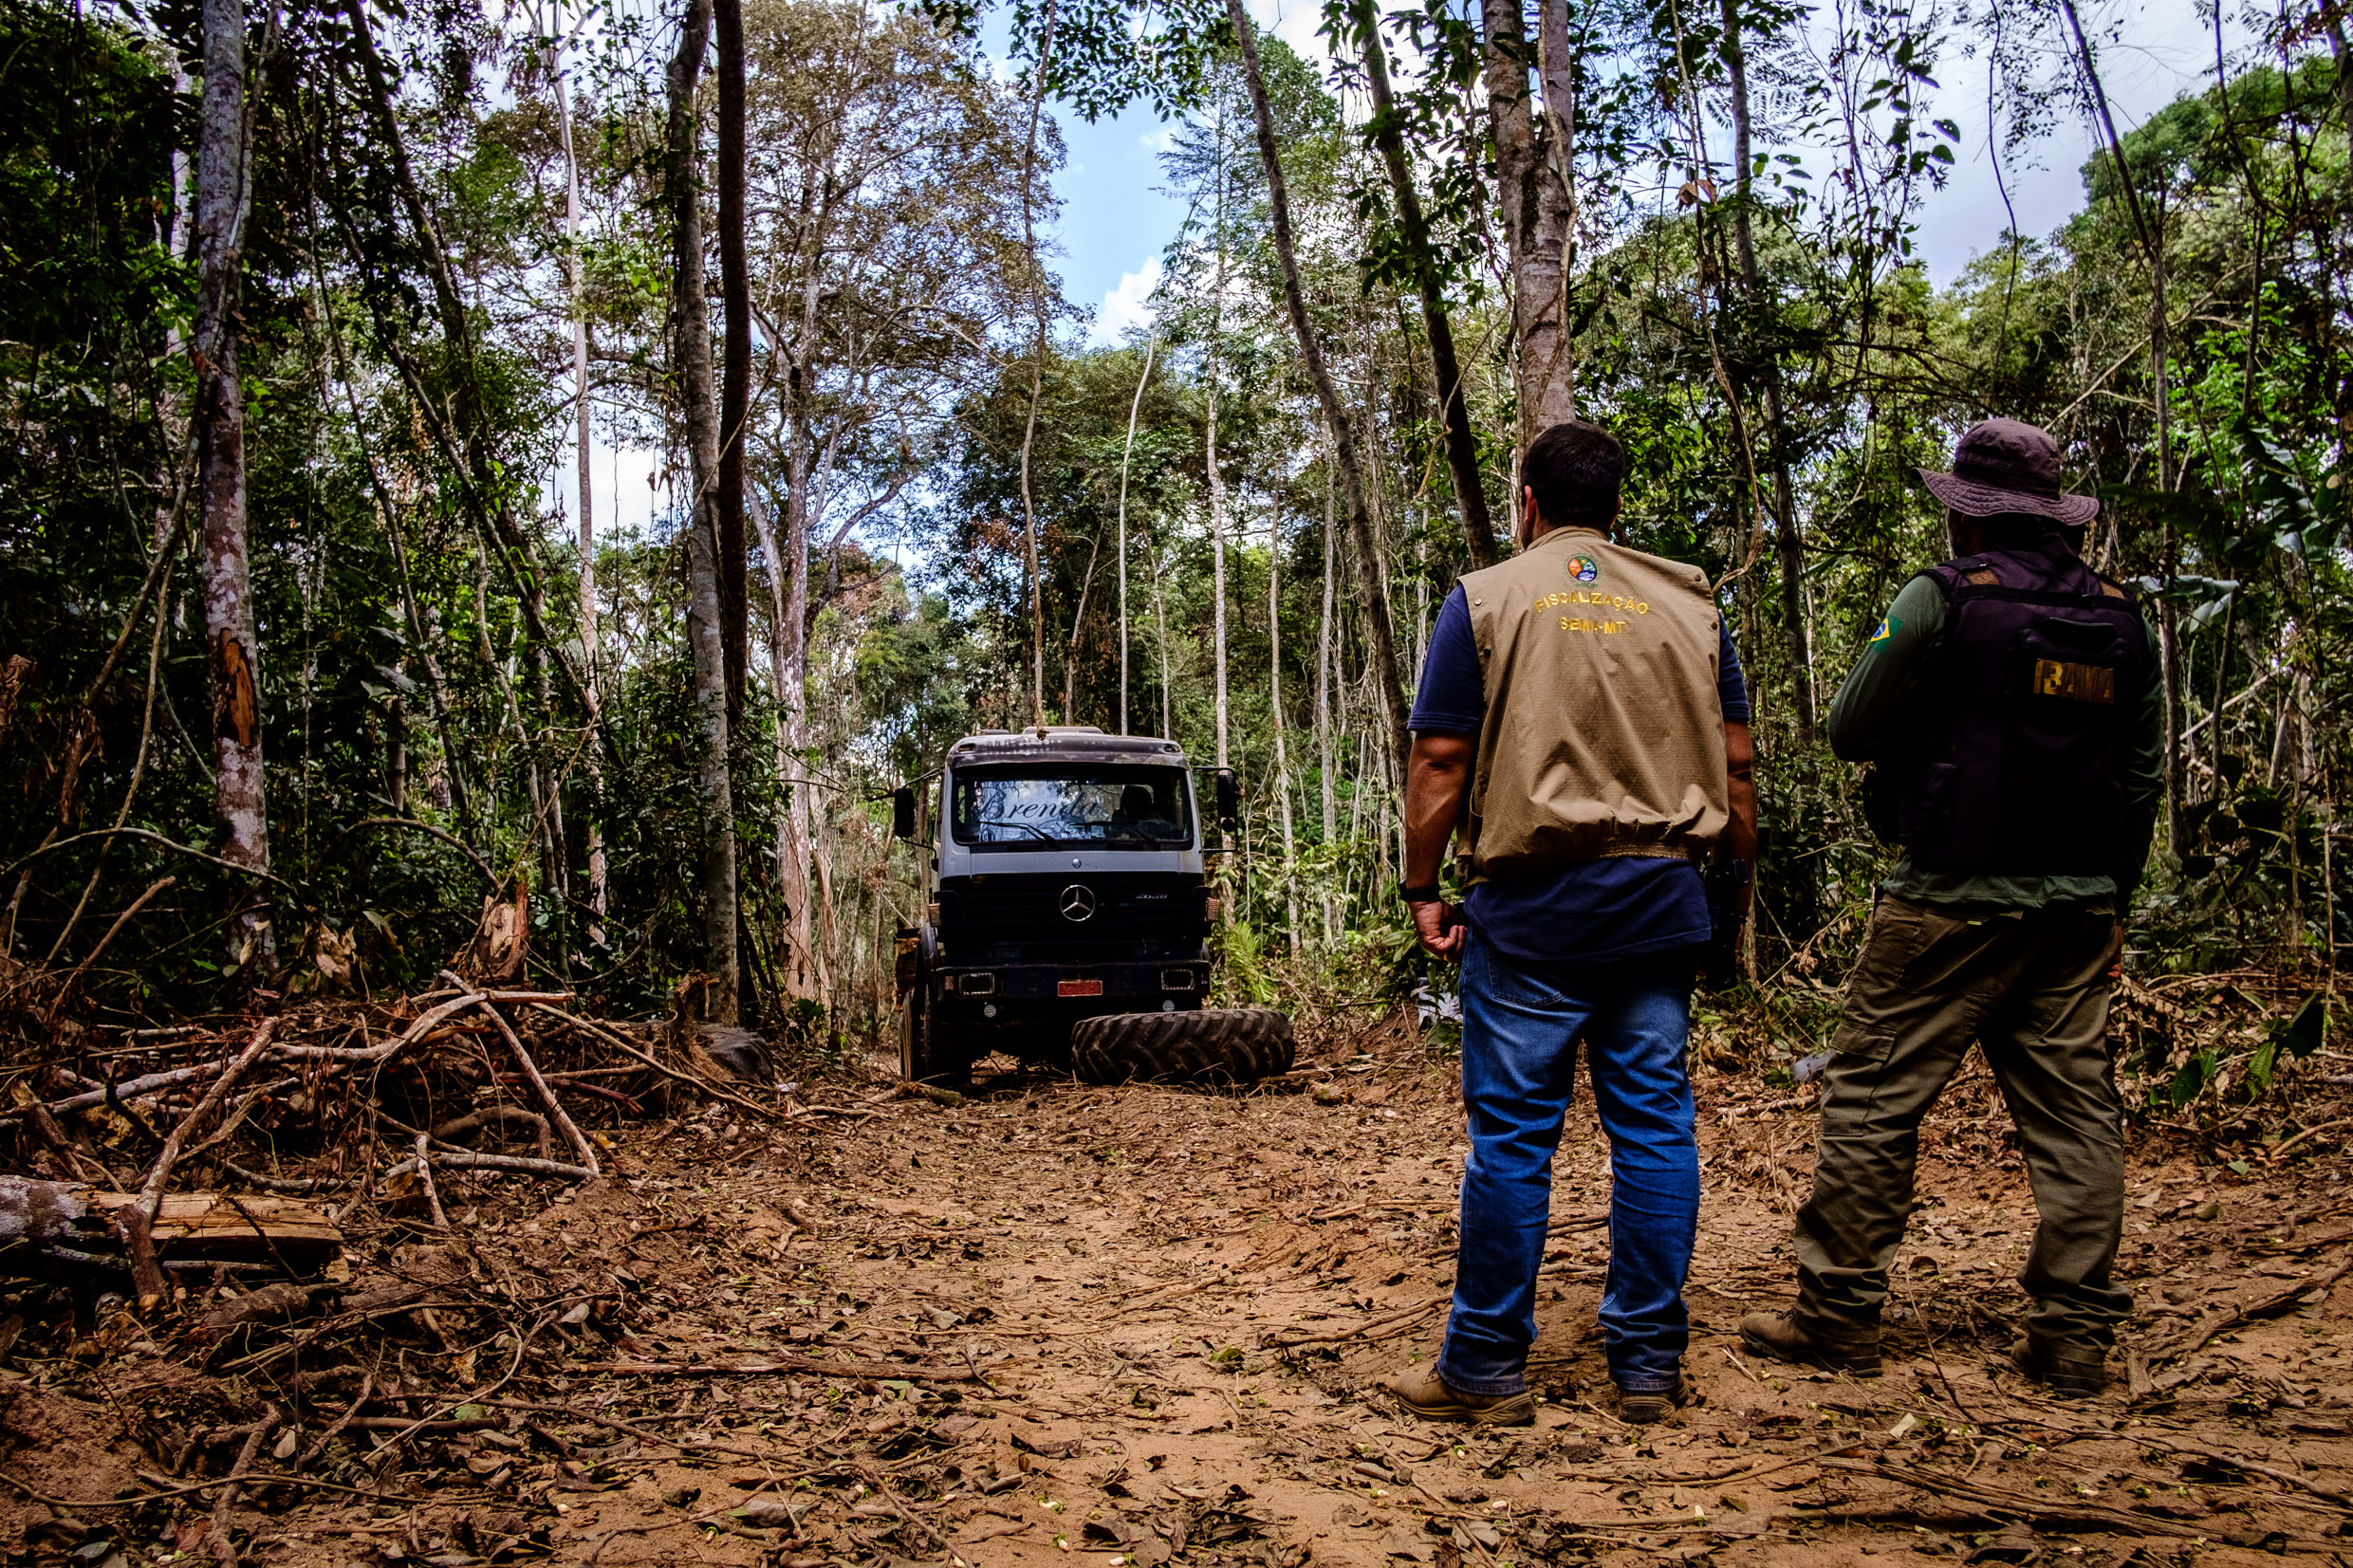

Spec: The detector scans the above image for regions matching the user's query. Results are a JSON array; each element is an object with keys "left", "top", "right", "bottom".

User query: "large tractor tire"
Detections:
[
  {"left": 899, "top": 993, "right": 971, "bottom": 1093},
  {"left": 1071, "top": 1007, "right": 1295, "bottom": 1086}
]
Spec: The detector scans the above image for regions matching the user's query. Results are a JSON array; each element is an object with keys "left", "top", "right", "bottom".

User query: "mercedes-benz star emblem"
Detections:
[{"left": 1059, "top": 884, "right": 1097, "bottom": 922}]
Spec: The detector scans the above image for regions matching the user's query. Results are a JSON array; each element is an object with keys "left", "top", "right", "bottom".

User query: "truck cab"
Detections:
[{"left": 892, "top": 726, "right": 1236, "bottom": 1086}]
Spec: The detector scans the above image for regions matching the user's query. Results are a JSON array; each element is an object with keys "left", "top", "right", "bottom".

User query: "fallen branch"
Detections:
[
  {"left": 2268, "top": 1119, "right": 2353, "bottom": 1162},
  {"left": 438, "top": 977, "right": 597, "bottom": 1176},
  {"left": 1, "top": 991, "right": 504, "bottom": 1125},
  {"left": 0, "top": 1179, "right": 342, "bottom": 1276},
  {"left": 414, "top": 1134, "right": 447, "bottom": 1228},
  {"left": 296, "top": 1372, "right": 373, "bottom": 1468},
  {"left": 2143, "top": 1254, "right": 2351, "bottom": 1367},
  {"left": 528, "top": 1003, "right": 779, "bottom": 1122},
  {"left": 432, "top": 1105, "right": 552, "bottom": 1160},
  {"left": 584, "top": 1353, "right": 986, "bottom": 1383},
  {"left": 1822, "top": 1457, "right": 2336, "bottom": 1548},
  {"left": 1260, "top": 1293, "right": 1448, "bottom": 1349},
  {"left": 2128, "top": 1434, "right": 2353, "bottom": 1507},
  {"left": 125, "top": 1019, "right": 282, "bottom": 1306},
  {"left": 221, "top": 1163, "right": 336, "bottom": 1194},
  {"left": 473, "top": 1399, "right": 791, "bottom": 1462},
  {"left": 381, "top": 1152, "right": 595, "bottom": 1182},
  {"left": 210, "top": 1407, "right": 280, "bottom": 1567}
]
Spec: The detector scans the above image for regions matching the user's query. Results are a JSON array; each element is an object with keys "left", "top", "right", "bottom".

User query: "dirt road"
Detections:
[{"left": 10, "top": 1019, "right": 2353, "bottom": 1567}]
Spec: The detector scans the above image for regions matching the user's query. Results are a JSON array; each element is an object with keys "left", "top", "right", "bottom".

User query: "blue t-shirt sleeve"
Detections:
[
  {"left": 1409, "top": 585, "right": 1485, "bottom": 736},
  {"left": 1718, "top": 618, "right": 1751, "bottom": 724}
]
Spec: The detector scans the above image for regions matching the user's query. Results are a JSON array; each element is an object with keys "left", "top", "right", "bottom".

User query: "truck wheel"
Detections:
[
  {"left": 1070, "top": 1007, "right": 1295, "bottom": 1086},
  {"left": 899, "top": 995, "right": 971, "bottom": 1093}
]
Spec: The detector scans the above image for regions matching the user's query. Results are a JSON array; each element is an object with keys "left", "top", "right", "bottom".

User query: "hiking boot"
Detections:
[
  {"left": 1738, "top": 1310, "right": 1884, "bottom": 1377},
  {"left": 2010, "top": 1337, "right": 2106, "bottom": 1399},
  {"left": 1382, "top": 1364, "right": 1535, "bottom": 1427},
  {"left": 1617, "top": 1378, "right": 1684, "bottom": 1426}
]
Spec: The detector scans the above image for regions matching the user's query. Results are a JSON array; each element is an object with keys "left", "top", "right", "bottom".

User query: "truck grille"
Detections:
[{"left": 936, "top": 872, "right": 1208, "bottom": 963}]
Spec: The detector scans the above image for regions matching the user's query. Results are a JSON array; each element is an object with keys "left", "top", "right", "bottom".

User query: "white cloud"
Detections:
[
  {"left": 1138, "top": 127, "right": 1179, "bottom": 154},
  {"left": 1093, "top": 255, "right": 1163, "bottom": 344}
]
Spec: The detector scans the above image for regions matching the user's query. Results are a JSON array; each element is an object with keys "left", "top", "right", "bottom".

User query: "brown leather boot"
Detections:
[
  {"left": 1382, "top": 1363, "right": 1536, "bottom": 1427},
  {"left": 1737, "top": 1310, "right": 1883, "bottom": 1377},
  {"left": 1617, "top": 1377, "right": 1685, "bottom": 1425},
  {"left": 2010, "top": 1337, "right": 2105, "bottom": 1399}
]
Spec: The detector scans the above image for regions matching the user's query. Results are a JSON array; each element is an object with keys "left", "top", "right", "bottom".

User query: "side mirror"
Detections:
[
  {"left": 1214, "top": 768, "right": 1239, "bottom": 830},
  {"left": 891, "top": 785, "right": 917, "bottom": 841}
]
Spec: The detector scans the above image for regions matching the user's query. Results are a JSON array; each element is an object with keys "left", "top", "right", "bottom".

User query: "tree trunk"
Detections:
[
  {"left": 2063, "top": 0, "right": 2181, "bottom": 851},
  {"left": 551, "top": 15, "right": 606, "bottom": 939},
  {"left": 1482, "top": 0, "right": 1578, "bottom": 458},
  {"left": 1719, "top": 0, "right": 1814, "bottom": 746},
  {"left": 714, "top": 0, "right": 751, "bottom": 725},
  {"left": 768, "top": 248, "right": 830, "bottom": 1000},
  {"left": 667, "top": 0, "right": 739, "bottom": 1023},
  {"left": 1116, "top": 338, "right": 1155, "bottom": 735},
  {"left": 750, "top": 483, "right": 813, "bottom": 999},
  {"left": 1349, "top": 0, "right": 1497, "bottom": 569},
  {"left": 2327, "top": 17, "right": 2353, "bottom": 172},
  {"left": 1015, "top": 0, "right": 1060, "bottom": 728},
  {"left": 1268, "top": 491, "right": 1297, "bottom": 951},
  {"left": 1208, "top": 232, "right": 1230, "bottom": 770},
  {"left": 1153, "top": 546, "right": 1174, "bottom": 742},
  {"left": 1224, "top": 0, "right": 1411, "bottom": 776},
  {"left": 195, "top": 0, "right": 271, "bottom": 968},
  {"left": 1316, "top": 457, "right": 1337, "bottom": 949}
]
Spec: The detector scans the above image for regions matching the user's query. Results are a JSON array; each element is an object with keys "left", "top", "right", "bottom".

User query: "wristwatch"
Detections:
[{"left": 1399, "top": 881, "right": 1442, "bottom": 904}]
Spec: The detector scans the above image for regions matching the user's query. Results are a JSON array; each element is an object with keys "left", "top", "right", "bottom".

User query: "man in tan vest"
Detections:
[{"left": 1383, "top": 418, "right": 1757, "bottom": 1426}]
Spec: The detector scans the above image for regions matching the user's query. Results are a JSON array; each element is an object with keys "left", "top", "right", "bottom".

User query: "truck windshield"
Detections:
[{"left": 951, "top": 765, "right": 1194, "bottom": 849}]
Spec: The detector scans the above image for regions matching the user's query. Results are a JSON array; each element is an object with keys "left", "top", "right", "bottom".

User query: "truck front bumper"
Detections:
[{"left": 930, "top": 960, "right": 1210, "bottom": 1004}]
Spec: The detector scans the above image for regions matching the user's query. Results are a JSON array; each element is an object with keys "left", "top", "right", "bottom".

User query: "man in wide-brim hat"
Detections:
[{"left": 1739, "top": 417, "right": 2163, "bottom": 1399}]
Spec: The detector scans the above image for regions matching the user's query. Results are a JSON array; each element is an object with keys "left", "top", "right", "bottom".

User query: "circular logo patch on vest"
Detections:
[{"left": 1565, "top": 554, "right": 1600, "bottom": 582}]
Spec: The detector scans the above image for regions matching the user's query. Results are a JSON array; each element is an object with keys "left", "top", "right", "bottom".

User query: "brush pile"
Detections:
[{"left": 0, "top": 968, "right": 875, "bottom": 1561}]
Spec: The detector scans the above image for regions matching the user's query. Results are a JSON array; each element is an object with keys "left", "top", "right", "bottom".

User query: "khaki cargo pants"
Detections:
[{"left": 1793, "top": 895, "right": 2131, "bottom": 1354}]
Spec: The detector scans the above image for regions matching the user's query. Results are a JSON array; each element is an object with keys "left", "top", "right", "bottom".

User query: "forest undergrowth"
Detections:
[{"left": 0, "top": 937, "right": 2346, "bottom": 1568}]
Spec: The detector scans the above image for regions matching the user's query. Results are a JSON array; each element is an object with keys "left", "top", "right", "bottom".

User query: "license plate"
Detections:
[{"left": 1057, "top": 979, "right": 1104, "bottom": 997}]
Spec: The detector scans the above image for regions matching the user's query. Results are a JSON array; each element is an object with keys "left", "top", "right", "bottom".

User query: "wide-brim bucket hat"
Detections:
[{"left": 1918, "top": 417, "right": 2100, "bottom": 526}]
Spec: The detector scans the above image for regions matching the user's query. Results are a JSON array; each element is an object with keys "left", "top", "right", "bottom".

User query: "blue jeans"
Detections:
[{"left": 1437, "top": 933, "right": 1700, "bottom": 1395}]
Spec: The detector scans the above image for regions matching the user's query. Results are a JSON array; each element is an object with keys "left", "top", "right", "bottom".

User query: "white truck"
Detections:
[{"left": 890, "top": 726, "right": 1293, "bottom": 1090}]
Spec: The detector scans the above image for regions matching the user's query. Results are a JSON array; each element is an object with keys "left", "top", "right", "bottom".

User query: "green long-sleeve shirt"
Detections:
[{"left": 1826, "top": 571, "right": 2165, "bottom": 911}]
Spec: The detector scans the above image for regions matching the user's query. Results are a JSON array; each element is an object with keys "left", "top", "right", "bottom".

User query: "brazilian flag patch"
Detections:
[{"left": 1869, "top": 614, "right": 1899, "bottom": 647}]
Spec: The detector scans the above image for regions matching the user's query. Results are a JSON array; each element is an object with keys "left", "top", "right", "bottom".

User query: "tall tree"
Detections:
[
  {"left": 1315, "top": 457, "right": 1337, "bottom": 949},
  {"left": 1014, "top": 0, "right": 1060, "bottom": 726},
  {"left": 1267, "top": 489, "right": 1296, "bottom": 949},
  {"left": 1482, "top": 0, "right": 1578, "bottom": 455},
  {"left": 1205, "top": 99, "right": 1232, "bottom": 772},
  {"left": 195, "top": 0, "right": 271, "bottom": 967},
  {"left": 1719, "top": 0, "right": 1815, "bottom": 744},
  {"left": 1116, "top": 338, "right": 1155, "bottom": 734},
  {"left": 667, "top": 0, "right": 740, "bottom": 1022},
  {"left": 1346, "top": 0, "right": 1497, "bottom": 569},
  {"left": 1223, "top": 4, "right": 1410, "bottom": 772},
  {"left": 549, "top": 0, "right": 607, "bottom": 938},
  {"left": 715, "top": 0, "right": 752, "bottom": 723}
]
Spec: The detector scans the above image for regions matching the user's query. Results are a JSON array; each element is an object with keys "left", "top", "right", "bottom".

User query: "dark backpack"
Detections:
[{"left": 1869, "top": 544, "right": 2151, "bottom": 876}]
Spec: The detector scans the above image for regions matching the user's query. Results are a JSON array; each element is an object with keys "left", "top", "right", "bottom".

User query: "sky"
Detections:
[
  {"left": 1056, "top": 0, "right": 2233, "bottom": 336},
  {"left": 568, "top": 0, "right": 2233, "bottom": 544}
]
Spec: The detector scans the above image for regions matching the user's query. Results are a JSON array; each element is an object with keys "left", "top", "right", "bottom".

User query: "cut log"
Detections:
[{"left": 0, "top": 1176, "right": 342, "bottom": 1276}]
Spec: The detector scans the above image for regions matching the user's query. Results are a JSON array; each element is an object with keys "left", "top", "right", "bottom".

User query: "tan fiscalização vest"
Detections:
[{"left": 1460, "top": 526, "right": 1730, "bottom": 884}]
